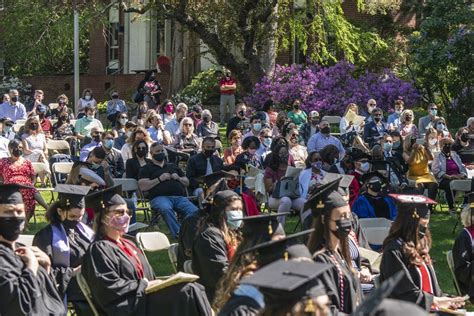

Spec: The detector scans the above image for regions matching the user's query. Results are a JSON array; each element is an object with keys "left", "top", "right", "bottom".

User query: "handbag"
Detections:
[{"left": 272, "top": 177, "right": 301, "bottom": 199}]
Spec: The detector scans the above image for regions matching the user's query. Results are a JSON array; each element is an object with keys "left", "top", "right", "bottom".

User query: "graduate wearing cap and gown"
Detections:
[
  {"left": 380, "top": 194, "right": 465, "bottom": 311},
  {"left": 82, "top": 186, "right": 212, "bottom": 316},
  {"left": 453, "top": 195, "right": 474, "bottom": 303},
  {"left": 192, "top": 190, "right": 243, "bottom": 302},
  {"left": 306, "top": 178, "right": 362, "bottom": 314},
  {"left": 33, "top": 185, "right": 94, "bottom": 315},
  {"left": 0, "top": 184, "right": 65, "bottom": 315}
]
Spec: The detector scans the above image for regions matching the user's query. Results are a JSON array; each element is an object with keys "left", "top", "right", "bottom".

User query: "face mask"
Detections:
[
  {"left": 11, "top": 96, "right": 18, "bottom": 103},
  {"left": 359, "top": 162, "right": 370, "bottom": 173},
  {"left": 93, "top": 135, "right": 101, "bottom": 142},
  {"left": 203, "top": 116, "right": 211, "bottom": 123},
  {"left": 104, "top": 139, "right": 114, "bottom": 150},
  {"left": 91, "top": 163, "right": 101, "bottom": 170},
  {"left": 369, "top": 181, "right": 382, "bottom": 193},
  {"left": 461, "top": 133, "right": 469, "bottom": 143},
  {"left": 334, "top": 218, "right": 351, "bottom": 239},
  {"left": 84, "top": 95, "right": 91, "bottom": 101},
  {"left": 226, "top": 210, "right": 243, "bottom": 230},
  {"left": 248, "top": 148, "right": 257, "bottom": 155},
  {"left": 11, "top": 148, "right": 23, "bottom": 157},
  {"left": 368, "top": 106, "right": 375, "bottom": 114},
  {"left": 112, "top": 94, "right": 119, "bottom": 99},
  {"left": 436, "top": 124, "right": 445, "bottom": 131},
  {"left": 107, "top": 214, "right": 130, "bottom": 233},
  {"left": 120, "top": 118, "right": 128, "bottom": 126},
  {"left": 311, "top": 119, "right": 319, "bottom": 125},
  {"left": 238, "top": 110, "right": 245, "bottom": 117},
  {"left": 312, "top": 161, "right": 322, "bottom": 169},
  {"left": 153, "top": 152, "right": 166, "bottom": 162},
  {"left": 395, "top": 110, "right": 402, "bottom": 115},
  {"left": 4, "top": 126, "right": 12, "bottom": 133},
  {"left": 393, "top": 141, "right": 400, "bottom": 149},
  {"left": 140, "top": 107, "right": 148, "bottom": 113},
  {"left": 430, "top": 109, "right": 437, "bottom": 116},
  {"left": 0, "top": 217, "right": 25, "bottom": 241},
  {"left": 279, "top": 154, "right": 289, "bottom": 163},
  {"left": 204, "top": 149, "right": 215, "bottom": 157},
  {"left": 293, "top": 104, "right": 300, "bottom": 110},
  {"left": 136, "top": 148, "right": 148, "bottom": 158},
  {"left": 253, "top": 123, "right": 262, "bottom": 132},
  {"left": 321, "top": 126, "right": 330, "bottom": 135},
  {"left": 30, "top": 123, "right": 38, "bottom": 130},
  {"left": 263, "top": 138, "right": 272, "bottom": 148},
  {"left": 383, "top": 142, "right": 393, "bottom": 152},
  {"left": 165, "top": 105, "right": 174, "bottom": 113},
  {"left": 443, "top": 144, "right": 451, "bottom": 154},
  {"left": 374, "top": 116, "right": 382, "bottom": 123},
  {"left": 63, "top": 219, "right": 79, "bottom": 230},
  {"left": 86, "top": 115, "right": 94, "bottom": 121},
  {"left": 418, "top": 224, "right": 427, "bottom": 239}
]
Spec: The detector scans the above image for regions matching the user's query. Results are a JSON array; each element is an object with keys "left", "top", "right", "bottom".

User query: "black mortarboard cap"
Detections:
[
  {"left": 352, "top": 271, "right": 406, "bottom": 316},
  {"left": 304, "top": 177, "right": 348, "bottom": 217},
  {"left": 0, "top": 184, "right": 32, "bottom": 205},
  {"left": 240, "top": 259, "right": 331, "bottom": 309},
  {"left": 361, "top": 171, "right": 387, "bottom": 185},
  {"left": 54, "top": 184, "right": 90, "bottom": 209},
  {"left": 388, "top": 194, "right": 437, "bottom": 219},
  {"left": 207, "top": 190, "right": 240, "bottom": 213},
  {"left": 79, "top": 167, "right": 106, "bottom": 186},
  {"left": 195, "top": 170, "right": 238, "bottom": 189},
  {"left": 350, "top": 148, "right": 371, "bottom": 161},
  {"left": 239, "top": 213, "right": 289, "bottom": 240},
  {"left": 238, "top": 229, "right": 315, "bottom": 267},
  {"left": 85, "top": 185, "right": 126, "bottom": 211},
  {"left": 324, "top": 173, "right": 354, "bottom": 196}
]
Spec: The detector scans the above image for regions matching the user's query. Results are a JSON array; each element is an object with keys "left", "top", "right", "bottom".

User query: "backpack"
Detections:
[{"left": 272, "top": 177, "right": 301, "bottom": 199}]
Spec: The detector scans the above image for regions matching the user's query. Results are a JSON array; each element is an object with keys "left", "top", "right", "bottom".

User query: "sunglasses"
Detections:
[
  {"left": 262, "top": 135, "right": 272, "bottom": 139},
  {"left": 183, "top": 123, "right": 193, "bottom": 126}
]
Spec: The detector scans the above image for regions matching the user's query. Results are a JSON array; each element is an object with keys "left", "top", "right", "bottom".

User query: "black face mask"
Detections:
[
  {"left": 153, "top": 153, "right": 166, "bottom": 162},
  {"left": 62, "top": 219, "right": 79, "bottom": 230},
  {"left": 93, "top": 135, "right": 101, "bottom": 142},
  {"left": 311, "top": 119, "right": 319, "bottom": 125},
  {"left": 203, "top": 116, "right": 211, "bottom": 123},
  {"left": 11, "top": 96, "right": 18, "bottom": 103},
  {"left": 334, "top": 218, "right": 352, "bottom": 239},
  {"left": 321, "top": 126, "right": 330, "bottom": 135},
  {"left": 461, "top": 133, "right": 469, "bottom": 143},
  {"left": 136, "top": 148, "right": 148, "bottom": 158},
  {"left": 369, "top": 181, "right": 382, "bottom": 193},
  {"left": 11, "top": 148, "right": 23, "bottom": 157},
  {"left": 293, "top": 104, "right": 300, "bottom": 110},
  {"left": 0, "top": 217, "right": 25, "bottom": 241},
  {"left": 238, "top": 110, "right": 245, "bottom": 117},
  {"left": 279, "top": 154, "right": 289, "bottom": 163},
  {"left": 443, "top": 144, "right": 451, "bottom": 154},
  {"left": 374, "top": 116, "right": 382, "bottom": 122},
  {"left": 204, "top": 149, "right": 215, "bottom": 157},
  {"left": 418, "top": 224, "right": 427, "bottom": 239},
  {"left": 30, "top": 124, "right": 38, "bottom": 130}
]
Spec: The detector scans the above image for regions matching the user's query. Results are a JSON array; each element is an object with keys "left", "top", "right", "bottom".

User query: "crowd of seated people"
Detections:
[{"left": 1, "top": 86, "right": 474, "bottom": 316}]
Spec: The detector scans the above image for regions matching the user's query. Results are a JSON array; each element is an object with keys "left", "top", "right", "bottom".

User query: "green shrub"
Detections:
[{"left": 172, "top": 67, "right": 222, "bottom": 106}]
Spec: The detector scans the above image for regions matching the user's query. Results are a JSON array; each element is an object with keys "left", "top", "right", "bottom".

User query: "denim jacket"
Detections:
[{"left": 432, "top": 151, "right": 467, "bottom": 181}]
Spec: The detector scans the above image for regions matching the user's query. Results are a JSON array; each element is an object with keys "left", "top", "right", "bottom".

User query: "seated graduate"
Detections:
[
  {"left": 379, "top": 194, "right": 465, "bottom": 312},
  {"left": 82, "top": 186, "right": 212, "bottom": 316},
  {"left": 352, "top": 172, "right": 397, "bottom": 220},
  {"left": 33, "top": 184, "right": 94, "bottom": 315},
  {"left": 213, "top": 213, "right": 288, "bottom": 312},
  {"left": 0, "top": 184, "right": 65, "bottom": 315},
  {"left": 217, "top": 229, "right": 315, "bottom": 316},
  {"left": 306, "top": 178, "right": 362, "bottom": 314},
  {"left": 238, "top": 259, "right": 333, "bottom": 316},
  {"left": 192, "top": 190, "right": 243, "bottom": 302},
  {"left": 452, "top": 196, "right": 474, "bottom": 303}
]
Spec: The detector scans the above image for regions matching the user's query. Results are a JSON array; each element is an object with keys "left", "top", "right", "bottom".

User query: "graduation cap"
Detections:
[
  {"left": 240, "top": 259, "right": 331, "bottom": 311},
  {"left": 323, "top": 173, "right": 354, "bottom": 196},
  {"left": 304, "top": 178, "right": 348, "bottom": 217},
  {"left": 238, "top": 213, "right": 289, "bottom": 240},
  {"left": 350, "top": 148, "right": 371, "bottom": 162},
  {"left": 54, "top": 184, "right": 90, "bottom": 209},
  {"left": 195, "top": 170, "right": 238, "bottom": 189},
  {"left": 388, "top": 194, "right": 437, "bottom": 219},
  {"left": 0, "top": 184, "right": 32, "bottom": 205},
  {"left": 85, "top": 185, "right": 126, "bottom": 211},
  {"left": 79, "top": 167, "right": 106, "bottom": 186},
  {"left": 238, "top": 229, "right": 315, "bottom": 267},
  {"left": 351, "top": 270, "right": 405, "bottom": 316}
]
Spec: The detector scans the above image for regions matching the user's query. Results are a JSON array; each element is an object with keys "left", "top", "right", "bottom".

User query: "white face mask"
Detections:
[
  {"left": 85, "top": 95, "right": 91, "bottom": 101},
  {"left": 429, "top": 138, "right": 437, "bottom": 146},
  {"left": 226, "top": 210, "right": 243, "bottom": 230}
]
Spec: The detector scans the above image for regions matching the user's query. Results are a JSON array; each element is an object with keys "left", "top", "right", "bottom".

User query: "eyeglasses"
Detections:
[
  {"left": 291, "top": 134, "right": 299, "bottom": 137},
  {"left": 137, "top": 146, "right": 147, "bottom": 150},
  {"left": 104, "top": 137, "right": 114, "bottom": 140}
]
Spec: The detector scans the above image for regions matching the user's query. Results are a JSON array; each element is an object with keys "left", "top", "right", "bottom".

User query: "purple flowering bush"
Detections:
[{"left": 245, "top": 61, "right": 421, "bottom": 115}]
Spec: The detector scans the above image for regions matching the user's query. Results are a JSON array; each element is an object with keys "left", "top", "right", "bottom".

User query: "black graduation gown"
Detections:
[
  {"left": 0, "top": 241, "right": 65, "bottom": 316},
  {"left": 379, "top": 239, "right": 442, "bottom": 311},
  {"left": 177, "top": 209, "right": 206, "bottom": 271},
  {"left": 82, "top": 238, "right": 212, "bottom": 316},
  {"left": 33, "top": 224, "right": 91, "bottom": 302},
  {"left": 217, "top": 294, "right": 260, "bottom": 316},
  {"left": 452, "top": 228, "right": 474, "bottom": 302},
  {"left": 313, "top": 249, "right": 361, "bottom": 314},
  {"left": 192, "top": 226, "right": 229, "bottom": 302}
]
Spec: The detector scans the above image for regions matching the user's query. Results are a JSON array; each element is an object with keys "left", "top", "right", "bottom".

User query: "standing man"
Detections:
[
  {"left": 0, "top": 89, "right": 27, "bottom": 122},
  {"left": 219, "top": 69, "right": 236, "bottom": 127}
]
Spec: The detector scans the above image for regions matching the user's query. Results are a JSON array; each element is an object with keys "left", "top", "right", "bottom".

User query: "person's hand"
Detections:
[
  {"left": 15, "top": 247, "right": 39, "bottom": 275},
  {"left": 359, "top": 268, "right": 373, "bottom": 283},
  {"left": 159, "top": 173, "right": 170, "bottom": 182},
  {"left": 444, "top": 175, "right": 453, "bottom": 180},
  {"left": 171, "top": 173, "right": 179, "bottom": 180},
  {"left": 72, "top": 265, "right": 81, "bottom": 277},
  {"left": 31, "top": 246, "right": 51, "bottom": 271},
  {"left": 348, "top": 121, "right": 353, "bottom": 127},
  {"left": 433, "top": 296, "right": 465, "bottom": 310}
]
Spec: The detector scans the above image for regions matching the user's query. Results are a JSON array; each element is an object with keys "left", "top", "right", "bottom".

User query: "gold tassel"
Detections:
[
  {"left": 283, "top": 251, "right": 288, "bottom": 261},
  {"left": 268, "top": 221, "right": 273, "bottom": 235},
  {"left": 304, "top": 298, "right": 315, "bottom": 313},
  {"left": 412, "top": 209, "right": 419, "bottom": 219}
]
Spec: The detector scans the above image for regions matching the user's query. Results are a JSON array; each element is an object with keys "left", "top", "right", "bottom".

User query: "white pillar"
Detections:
[{"left": 73, "top": 3, "right": 80, "bottom": 116}]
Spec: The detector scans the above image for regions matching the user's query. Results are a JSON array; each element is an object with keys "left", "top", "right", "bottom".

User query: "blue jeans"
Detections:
[{"left": 150, "top": 196, "right": 198, "bottom": 239}]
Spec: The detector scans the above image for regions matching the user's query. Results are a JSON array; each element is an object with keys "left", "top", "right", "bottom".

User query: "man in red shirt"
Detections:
[
  {"left": 37, "top": 104, "right": 53, "bottom": 138},
  {"left": 219, "top": 69, "right": 237, "bottom": 126}
]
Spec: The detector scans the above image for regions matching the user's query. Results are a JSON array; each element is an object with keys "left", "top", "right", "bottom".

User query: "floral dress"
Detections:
[{"left": 0, "top": 158, "right": 37, "bottom": 214}]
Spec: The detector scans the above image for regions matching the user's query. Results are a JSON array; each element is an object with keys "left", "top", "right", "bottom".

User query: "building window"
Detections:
[{"left": 107, "top": 5, "right": 120, "bottom": 74}]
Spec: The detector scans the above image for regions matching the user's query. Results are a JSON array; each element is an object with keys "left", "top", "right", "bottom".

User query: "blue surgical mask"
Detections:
[
  {"left": 383, "top": 142, "right": 393, "bottom": 152},
  {"left": 226, "top": 210, "right": 243, "bottom": 230},
  {"left": 263, "top": 138, "right": 272, "bottom": 148},
  {"left": 393, "top": 141, "right": 401, "bottom": 149},
  {"left": 86, "top": 115, "right": 94, "bottom": 121},
  {"left": 104, "top": 139, "right": 114, "bottom": 149},
  {"left": 253, "top": 123, "right": 262, "bottom": 132},
  {"left": 359, "top": 162, "right": 370, "bottom": 173},
  {"left": 4, "top": 126, "right": 11, "bottom": 133},
  {"left": 430, "top": 109, "right": 437, "bottom": 116}
]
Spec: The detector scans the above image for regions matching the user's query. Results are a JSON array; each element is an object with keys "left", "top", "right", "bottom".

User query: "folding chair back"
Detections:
[
  {"left": 183, "top": 260, "right": 194, "bottom": 274},
  {"left": 168, "top": 243, "right": 179, "bottom": 272},
  {"left": 52, "top": 162, "right": 74, "bottom": 185},
  {"left": 362, "top": 227, "right": 390, "bottom": 251},
  {"left": 446, "top": 250, "right": 463, "bottom": 296},
  {"left": 31, "top": 162, "right": 49, "bottom": 174},
  {"left": 136, "top": 232, "right": 171, "bottom": 252},
  {"left": 46, "top": 140, "right": 71, "bottom": 155},
  {"left": 76, "top": 271, "right": 100, "bottom": 316},
  {"left": 358, "top": 218, "right": 392, "bottom": 230},
  {"left": 13, "top": 120, "right": 26, "bottom": 132},
  {"left": 358, "top": 247, "right": 382, "bottom": 271},
  {"left": 113, "top": 178, "right": 139, "bottom": 194},
  {"left": 322, "top": 115, "right": 342, "bottom": 125},
  {"left": 17, "top": 234, "right": 34, "bottom": 246},
  {"left": 450, "top": 180, "right": 472, "bottom": 211}
]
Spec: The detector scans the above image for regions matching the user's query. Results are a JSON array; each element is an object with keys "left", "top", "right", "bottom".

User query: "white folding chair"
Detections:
[
  {"left": 31, "top": 161, "right": 54, "bottom": 193},
  {"left": 168, "top": 243, "right": 179, "bottom": 273},
  {"left": 358, "top": 218, "right": 392, "bottom": 230},
  {"left": 17, "top": 234, "right": 34, "bottom": 246},
  {"left": 362, "top": 227, "right": 390, "bottom": 251},
  {"left": 52, "top": 162, "right": 74, "bottom": 185},
  {"left": 13, "top": 119, "right": 26, "bottom": 132},
  {"left": 450, "top": 179, "right": 472, "bottom": 232},
  {"left": 322, "top": 115, "right": 342, "bottom": 125},
  {"left": 76, "top": 271, "right": 100, "bottom": 316},
  {"left": 46, "top": 139, "right": 71, "bottom": 155},
  {"left": 136, "top": 232, "right": 171, "bottom": 252},
  {"left": 446, "top": 250, "right": 463, "bottom": 296},
  {"left": 113, "top": 178, "right": 153, "bottom": 223},
  {"left": 183, "top": 260, "right": 194, "bottom": 274}
]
